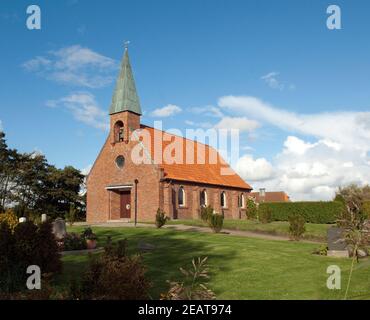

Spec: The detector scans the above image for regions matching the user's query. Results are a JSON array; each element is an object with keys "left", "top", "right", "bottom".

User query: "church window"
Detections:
[
  {"left": 114, "top": 121, "right": 124, "bottom": 143},
  {"left": 178, "top": 186, "right": 186, "bottom": 207},
  {"left": 115, "top": 155, "right": 125, "bottom": 169}
]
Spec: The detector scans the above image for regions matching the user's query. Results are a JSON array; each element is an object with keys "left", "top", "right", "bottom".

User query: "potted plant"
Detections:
[{"left": 81, "top": 227, "right": 98, "bottom": 249}]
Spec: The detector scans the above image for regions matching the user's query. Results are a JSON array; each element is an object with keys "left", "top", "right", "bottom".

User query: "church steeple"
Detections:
[{"left": 109, "top": 47, "right": 142, "bottom": 115}]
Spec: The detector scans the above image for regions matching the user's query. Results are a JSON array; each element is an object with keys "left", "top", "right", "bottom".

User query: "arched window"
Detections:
[
  {"left": 239, "top": 193, "right": 245, "bottom": 208},
  {"left": 178, "top": 186, "right": 185, "bottom": 207},
  {"left": 114, "top": 121, "right": 124, "bottom": 143},
  {"left": 200, "top": 189, "right": 207, "bottom": 207},
  {"left": 221, "top": 191, "right": 227, "bottom": 208}
]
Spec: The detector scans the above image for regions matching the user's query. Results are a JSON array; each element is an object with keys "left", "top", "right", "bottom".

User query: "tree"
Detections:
[
  {"left": 0, "top": 130, "right": 86, "bottom": 220},
  {"left": 335, "top": 184, "right": 369, "bottom": 299}
]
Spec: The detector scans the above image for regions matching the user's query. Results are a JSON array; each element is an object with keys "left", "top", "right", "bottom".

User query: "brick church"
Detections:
[{"left": 86, "top": 48, "right": 253, "bottom": 223}]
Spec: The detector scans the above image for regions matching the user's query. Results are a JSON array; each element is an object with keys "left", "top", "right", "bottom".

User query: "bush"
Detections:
[
  {"left": 0, "top": 220, "right": 61, "bottom": 293},
  {"left": 81, "top": 227, "right": 97, "bottom": 241},
  {"left": 312, "top": 245, "right": 328, "bottom": 256},
  {"left": 258, "top": 206, "right": 272, "bottom": 224},
  {"left": 161, "top": 257, "right": 216, "bottom": 300},
  {"left": 0, "top": 210, "right": 18, "bottom": 232},
  {"left": 36, "top": 221, "right": 62, "bottom": 274},
  {"left": 78, "top": 239, "right": 150, "bottom": 300},
  {"left": 259, "top": 201, "right": 344, "bottom": 224},
  {"left": 362, "top": 201, "right": 370, "bottom": 219},
  {"left": 200, "top": 205, "right": 213, "bottom": 222},
  {"left": 288, "top": 214, "right": 306, "bottom": 240},
  {"left": 63, "top": 233, "right": 87, "bottom": 251},
  {"left": 246, "top": 197, "right": 258, "bottom": 219},
  {"left": 155, "top": 208, "right": 169, "bottom": 228},
  {"left": 208, "top": 213, "right": 224, "bottom": 233}
]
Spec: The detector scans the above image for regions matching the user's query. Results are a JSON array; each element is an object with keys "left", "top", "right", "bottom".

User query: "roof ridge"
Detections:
[{"left": 140, "top": 124, "right": 217, "bottom": 150}]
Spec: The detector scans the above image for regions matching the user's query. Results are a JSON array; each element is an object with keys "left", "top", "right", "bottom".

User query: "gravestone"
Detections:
[
  {"left": 52, "top": 218, "right": 67, "bottom": 240},
  {"left": 327, "top": 227, "right": 349, "bottom": 258},
  {"left": 41, "top": 214, "right": 47, "bottom": 222}
]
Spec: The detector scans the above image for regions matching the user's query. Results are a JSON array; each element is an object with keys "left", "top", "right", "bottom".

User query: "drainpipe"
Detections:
[{"left": 134, "top": 179, "right": 138, "bottom": 227}]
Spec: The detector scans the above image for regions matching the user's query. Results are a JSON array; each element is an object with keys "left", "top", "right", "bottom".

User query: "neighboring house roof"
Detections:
[
  {"left": 137, "top": 125, "right": 252, "bottom": 190},
  {"left": 251, "top": 191, "right": 290, "bottom": 203},
  {"left": 109, "top": 49, "right": 142, "bottom": 116}
]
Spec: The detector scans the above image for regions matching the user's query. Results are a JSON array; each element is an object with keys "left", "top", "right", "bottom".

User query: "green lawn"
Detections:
[
  {"left": 56, "top": 226, "right": 370, "bottom": 300},
  {"left": 159, "top": 219, "right": 332, "bottom": 242}
]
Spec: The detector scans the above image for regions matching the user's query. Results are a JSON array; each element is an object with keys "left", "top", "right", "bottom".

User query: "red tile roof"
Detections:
[
  {"left": 138, "top": 125, "right": 252, "bottom": 190},
  {"left": 251, "top": 191, "right": 290, "bottom": 203}
]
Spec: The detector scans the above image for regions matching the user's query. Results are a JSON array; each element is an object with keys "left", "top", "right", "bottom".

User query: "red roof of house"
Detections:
[
  {"left": 138, "top": 125, "right": 252, "bottom": 190},
  {"left": 251, "top": 191, "right": 290, "bottom": 203}
]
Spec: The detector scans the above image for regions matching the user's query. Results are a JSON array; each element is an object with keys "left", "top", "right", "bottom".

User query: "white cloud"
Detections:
[
  {"left": 189, "top": 105, "right": 224, "bottom": 118},
  {"left": 235, "top": 155, "right": 274, "bottom": 181},
  {"left": 0, "top": 120, "right": 3, "bottom": 132},
  {"left": 185, "top": 120, "right": 213, "bottom": 128},
  {"left": 218, "top": 95, "right": 370, "bottom": 152},
  {"left": 261, "top": 72, "right": 295, "bottom": 91},
  {"left": 214, "top": 117, "right": 260, "bottom": 133},
  {"left": 261, "top": 72, "right": 284, "bottom": 90},
  {"left": 23, "top": 45, "right": 117, "bottom": 88},
  {"left": 47, "top": 92, "right": 108, "bottom": 131},
  {"left": 151, "top": 104, "right": 182, "bottom": 117},
  {"left": 222, "top": 96, "right": 370, "bottom": 200}
]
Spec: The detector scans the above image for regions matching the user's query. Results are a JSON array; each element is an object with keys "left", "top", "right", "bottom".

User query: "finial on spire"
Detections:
[{"left": 124, "top": 40, "right": 130, "bottom": 50}]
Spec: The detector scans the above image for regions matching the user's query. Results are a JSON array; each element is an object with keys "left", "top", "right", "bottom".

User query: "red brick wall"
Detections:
[
  {"left": 87, "top": 112, "right": 162, "bottom": 223},
  {"left": 87, "top": 111, "right": 251, "bottom": 223},
  {"left": 162, "top": 182, "right": 250, "bottom": 220}
]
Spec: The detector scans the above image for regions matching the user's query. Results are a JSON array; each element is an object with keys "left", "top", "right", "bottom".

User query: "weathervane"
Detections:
[{"left": 124, "top": 40, "right": 130, "bottom": 50}]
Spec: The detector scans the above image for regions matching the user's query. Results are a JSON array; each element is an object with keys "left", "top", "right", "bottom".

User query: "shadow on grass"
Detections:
[{"left": 58, "top": 227, "right": 238, "bottom": 299}]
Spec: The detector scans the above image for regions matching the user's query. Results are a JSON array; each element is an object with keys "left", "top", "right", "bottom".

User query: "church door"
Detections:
[{"left": 120, "top": 190, "right": 131, "bottom": 219}]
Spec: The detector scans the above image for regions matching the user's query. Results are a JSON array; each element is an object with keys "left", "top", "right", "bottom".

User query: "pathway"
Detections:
[{"left": 74, "top": 221, "right": 322, "bottom": 244}]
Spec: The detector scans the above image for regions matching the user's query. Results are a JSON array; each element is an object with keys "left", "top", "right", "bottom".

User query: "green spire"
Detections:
[{"left": 109, "top": 48, "right": 142, "bottom": 115}]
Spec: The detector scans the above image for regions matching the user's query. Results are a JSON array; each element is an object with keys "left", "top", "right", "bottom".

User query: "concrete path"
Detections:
[{"left": 74, "top": 221, "right": 322, "bottom": 244}]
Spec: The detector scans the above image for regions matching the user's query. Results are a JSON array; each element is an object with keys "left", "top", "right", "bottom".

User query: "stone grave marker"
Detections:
[
  {"left": 52, "top": 218, "right": 67, "bottom": 240},
  {"left": 327, "top": 227, "right": 349, "bottom": 258}
]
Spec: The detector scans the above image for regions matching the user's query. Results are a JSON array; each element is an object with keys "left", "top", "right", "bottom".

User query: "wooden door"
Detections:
[{"left": 120, "top": 191, "right": 131, "bottom": 218}]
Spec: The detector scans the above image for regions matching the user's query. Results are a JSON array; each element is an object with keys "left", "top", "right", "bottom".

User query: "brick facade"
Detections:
[{"left": 87, "top": 111, "right": 251, "bottom": 223}]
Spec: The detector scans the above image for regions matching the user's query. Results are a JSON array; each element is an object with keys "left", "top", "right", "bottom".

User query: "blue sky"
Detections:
[{"left": 1, "top": 0, "right": 370, "bottom": 200}]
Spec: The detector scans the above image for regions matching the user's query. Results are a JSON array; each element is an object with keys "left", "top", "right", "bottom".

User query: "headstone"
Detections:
[
  {"left": 138, "top": 241, "right": 155, "bottom": 252},
  {"left": 41, "top": 214, "right": 47, "bottom": 222},
  {"left": 52, "top": 218, "right": 67, "bottom": 240},
  {"left": 327, "top": 227, "right": 349, "bottom": 258},
  {"left": 19, "top": 217, "right": 27, "bottom": 223}
]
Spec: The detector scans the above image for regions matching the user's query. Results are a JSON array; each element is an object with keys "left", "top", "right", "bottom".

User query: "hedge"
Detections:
[
  {"left": 258, "top": 201, "right": 345, "bottom": 224},
  {"left": 362, "top": 201, "right": 370, "bottom": 218}
]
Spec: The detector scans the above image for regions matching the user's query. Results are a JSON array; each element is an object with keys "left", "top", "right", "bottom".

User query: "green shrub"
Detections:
[
  {"left": 63, "top": 233, "right": 87, "bottom": 251},
  {"left": 208, "top": 213, "right": 224, "bottom": 233},
  {"left": 362, "top": 201, "right": 370, "bottom": 219},
  {"left": 259, "top": 201, "right": 344, "bottom": 224},
  {"left": 161, "top": 257, "right": 216, "bottom": 300},
  {"left": 246, "top": 197, "right": 258, "bottom": 219},
  {"left": 288, "top": 214, "right": 306, "bottom": 240},
  {"left": 258, "top": 206, "right": 272, "bottom": 224},
  {"left": 312, "top": 245, "right": 328, "bottom": 256},
  {"left": 155, "top": 208, "right": 169, "bottom": 228},
  {"left": 200, "top": 205, "right": 213, "bottom": 222}
]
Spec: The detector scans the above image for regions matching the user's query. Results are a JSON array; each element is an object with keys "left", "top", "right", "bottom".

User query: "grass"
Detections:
[
  {"left": 55, "top": 226, "right": 370, "bottom": 300},
  {"left": 146, "top": 219, "right": 333, "bottom": 242}
]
